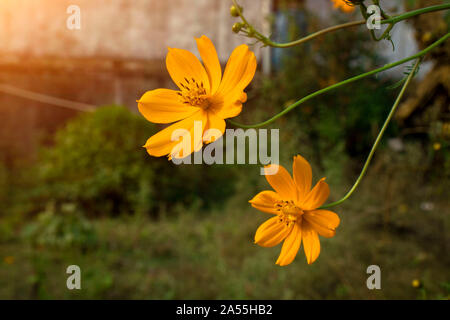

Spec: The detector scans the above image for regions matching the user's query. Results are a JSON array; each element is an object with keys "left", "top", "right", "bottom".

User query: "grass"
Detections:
[
  {"left": 0, "top": 165, "right": 449, "bottom": 299},
  {"left": 0, "top": 152, "right": 449, "bottom": 299}
]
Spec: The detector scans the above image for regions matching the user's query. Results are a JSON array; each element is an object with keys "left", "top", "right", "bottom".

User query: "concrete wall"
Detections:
[{"left": 0, "top": 0, "right": 268, "bottom": 62}]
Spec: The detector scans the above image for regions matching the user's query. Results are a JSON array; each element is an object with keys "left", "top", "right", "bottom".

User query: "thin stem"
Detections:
[
  {"left": 319, "top": 58, "right": 421, "bottom": 209},
  {"left": 382, "top": 3, "right": 450, "bottom": 24},
  {"left": 227, "top": 33, "right": 449, "bottom": 129},
  {"left": 264, "top": 20, "right": 365, "bottom": 48},
  {"left": 232, "top": 1, "right": 450, "bottom": 48}
]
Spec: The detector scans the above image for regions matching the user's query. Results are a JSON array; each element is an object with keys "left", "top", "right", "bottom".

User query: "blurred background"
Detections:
[{"left": 0, "top": 0, "right": 448, "bottom": 299}]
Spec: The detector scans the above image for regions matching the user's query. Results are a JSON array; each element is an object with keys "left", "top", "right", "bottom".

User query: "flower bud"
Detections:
[
  {"left": 232, "top": 22, "right": 243, "bottom": 33},
  {"left": 230, "top": 5, "right": 242, "bottom": 17}
]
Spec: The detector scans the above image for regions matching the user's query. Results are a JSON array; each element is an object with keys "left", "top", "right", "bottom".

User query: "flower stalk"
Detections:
[
  {"left": 227, "top": 33, "right": 449, "bottom": 129},
  {"left": 231, "top": 0, "right": 450, "bottom": 48},
  {"left": 319, "top": 58, "right": 422, "bottom": 209}
]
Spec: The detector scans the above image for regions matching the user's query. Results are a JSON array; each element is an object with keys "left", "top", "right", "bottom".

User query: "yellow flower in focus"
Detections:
[
  {"left": 138, "top": 36, "right": 256, "bottom": 159},
  {"left": 331, "top": 0, "right": 355, "bottom": 13},
  {"left": 412, "top": 279, "right": 421, "bottom": 288},
  {"left": 250, "top": 155, "right": 340, "bottom": 266}
]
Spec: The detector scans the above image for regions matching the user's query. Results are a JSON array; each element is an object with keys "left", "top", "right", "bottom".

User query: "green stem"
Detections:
[
  {"left": 232, "top": 1, "right": 450, "bottom": 48},
  {"left": 227, "top": 33, "right": 449, "bottom": 129},
  {"left": 264, "top": 20, "right": 366, "bottom": 48},
  {"left": 319, "top": 58, "right": 421, "bottom": 209},
  {"left": 382, "top": 3, "right": 450, "bottom": 24}
]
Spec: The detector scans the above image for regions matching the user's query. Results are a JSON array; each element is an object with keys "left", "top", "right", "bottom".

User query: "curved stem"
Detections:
[
  {"left": 319, "top": 58, "right": 421, "bottom": 209},
  {"left": 227, "top": 33, "right": 449, "bottom": 129},
  {"left": 232, "top": 1, "right": 450, "bottom": 48},
  {"left": 264, "top": 20, "right": 365, "bottom": 48}
]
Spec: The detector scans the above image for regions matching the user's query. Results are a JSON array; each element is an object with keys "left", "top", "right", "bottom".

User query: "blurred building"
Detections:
[
  {"left": 0, "top": 0, "right": 418, "bottom": 161},
  {"left": 0, "top": 0, "right": 272, "bottom": 160}
]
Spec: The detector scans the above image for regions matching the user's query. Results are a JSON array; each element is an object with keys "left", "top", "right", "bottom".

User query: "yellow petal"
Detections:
[
  {"left": 304, "top": 210, "right": 340, "bottom": 238},
  {"left": 196, "top": 36, "right": 222, "bottom": 95},
  {"left": 276, "top": 222, "right": 302, "bottom": 266},
  {"left": 138, "top": 89, "right": 200, "bottom": 124},
  {"left": 144, "top": 110, "right": 206, "bottom": 158},
  {"left": 293, "top": 155, "right": 312, "bottom": 202},
  {"left": 264, "top": 164, "right": 297, "bottom": 201},
  {"left": 255, "top": 216, "right": 292, "bottom": 248},
  {"left": 166, "top": 47, "right": 211, "bottom": 93},
  {"left": 302, "top": 221, "right": 321, "bottom": 264},
  {"left": 249, "top": 190, "right": 281, "bottom": 214},
  {"left": 239, "top": 92, "right": 247, "bottom": 103},
  {"left": 215, "top": 100, "right": 243, "bottom": 119},
  {"left": 301, "top": 178, "right": 330, "bottom": 210},
  {"left": 209, "top": 91, "right": 246, "bottom": 120},
  {"left": 217, "top": 44, "right": 256, "bottom": 99},
  {"left": 203, "top": 112, "right": 226, "bottom": 143}
]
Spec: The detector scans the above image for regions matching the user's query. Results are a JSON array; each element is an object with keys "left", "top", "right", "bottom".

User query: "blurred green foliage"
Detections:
[
  {"left": 1, "top": 165, "right": 449, "bottom": 299},
  {"left": 28, "top": 106, "right": 236, "bottom": 217},
  {"left": 0, "top": 162, "right": 7, "bottom": 210},
  {"left": 21, "top": 202, "right": 97, "bottom": 249},
  {"left": 265, "top": 15, "right": 395, "bottom": 155}
]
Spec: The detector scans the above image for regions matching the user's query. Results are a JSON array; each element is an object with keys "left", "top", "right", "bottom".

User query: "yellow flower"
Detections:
[
  {"left": 331, "top": 0, "right": 355, "bottom": 13},
  {"left": 412, "top": 279, "right": 421, "bottom": 288},
  {"left": 138, "top": 36, "right": 256, "bottom": 159},
  {"left": 250, "top": 155, "right": 340, "bottom": 266}
]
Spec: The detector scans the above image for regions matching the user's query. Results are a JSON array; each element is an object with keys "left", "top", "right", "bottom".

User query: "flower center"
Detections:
[
  {"left": 275, "top": 200, "right": 304, "bottom": 227},
  {"left": 178, "top": 77, "right": 210, "bottom": 109}
]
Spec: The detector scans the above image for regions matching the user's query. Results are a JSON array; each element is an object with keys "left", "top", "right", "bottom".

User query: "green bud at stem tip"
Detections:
[{"left": 230, "top": 5, "right": 243, "bottom": 17}]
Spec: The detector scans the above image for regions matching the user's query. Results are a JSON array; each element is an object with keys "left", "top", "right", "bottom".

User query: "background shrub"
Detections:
[{"left": 29, "top": 105, "right": 237, "bottom": 217}]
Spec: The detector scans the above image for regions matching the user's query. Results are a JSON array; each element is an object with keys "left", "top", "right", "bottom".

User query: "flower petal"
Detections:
[
  {"left": 301, "top": 178, "right": 330, "bottom": 210},
  {"left": 239, "top": 92, "right": 247, "bottom": 103},
  {"left": 304, "top": 210, "right": 340, "bottom": 238},
  {"left": 276, "top": 222, "right": 302, "bottom": 266},
  {"left": 210, "top": 90, "right": 247, "bottom": 120},
  {"left": 302, "top": 221, "right": 321, "bottom": 264},
  {"left": 138, "top": 89, "right": 200, "bottom": 124},
  {"left": 255, "top": 216, "right": 292, "bottom": 248},
  {"left": 144, "top": 110, "right": 206, "bottom": 158},
  {"left": 203, "top": 112, "right": 226, "bottom": 143},
  {"left": 249, "top": 190, "right": 281, "bottom": 214},
  {"left": 293, "top": 155, "right": 312, "bottom": 202},
  {"left": 217, "top": 44, "right": 256, "bottom": 99},
  {"left": 214, "top": 99, "right": 243, "bottom": 119},
  {"left": 264, "top": 164, "right": 297, "bottom": 201},
  {"left": 166, "top": 47, "right": 210, "bottom": 93},
  {"left": 196, "top": 36, "right": 222, "bottom": 95}
]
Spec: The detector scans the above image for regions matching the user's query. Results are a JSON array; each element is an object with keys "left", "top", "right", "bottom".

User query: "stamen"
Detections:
[
  {"left": 275, "top": 200, "right": 304, "bottom": 226},
  {"left": 178, "top": 77, "right": 210, "bottom": 108}
]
